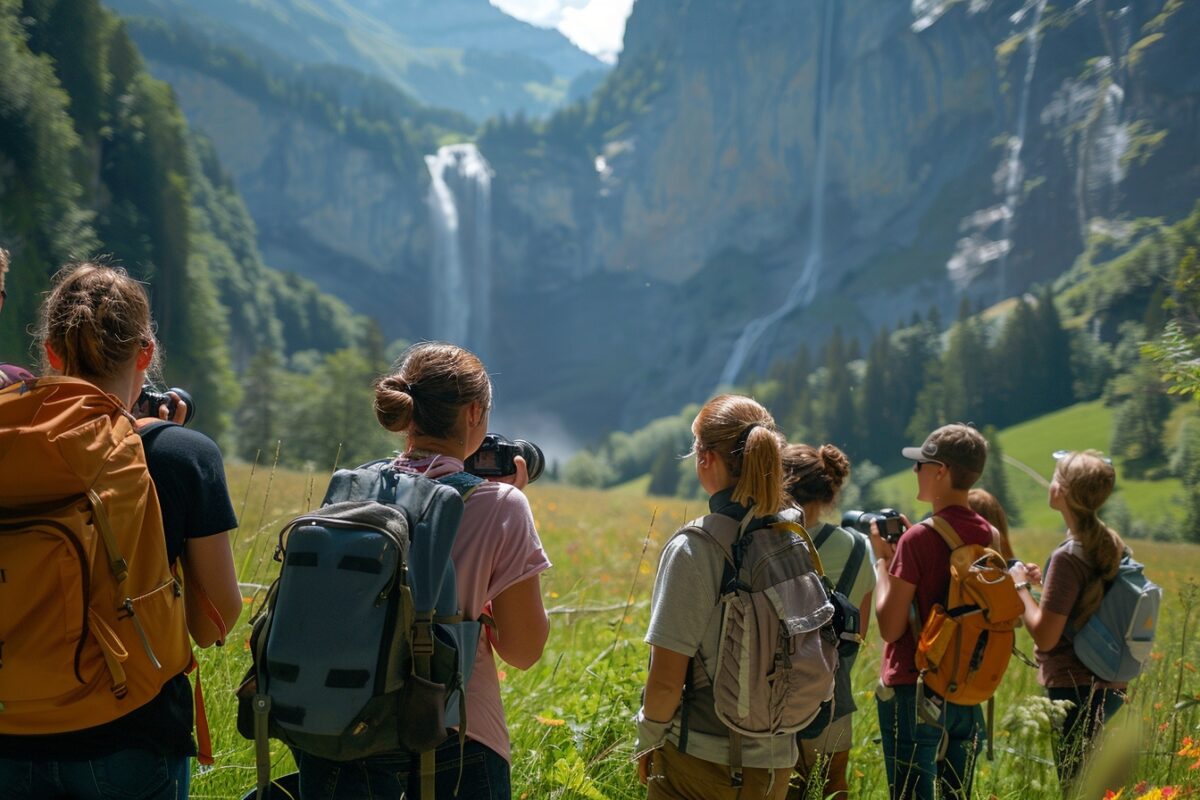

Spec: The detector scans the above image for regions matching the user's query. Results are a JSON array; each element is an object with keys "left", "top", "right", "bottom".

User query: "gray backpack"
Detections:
[
  {"left": 238, "top": 460, "right": 483, "bottom": 800},
  {"left": 676, "top": 511, "right": 838, "bottom": 781},
  {"left": 1062, "top": 540, "right": 1161, "bottom": 682}
]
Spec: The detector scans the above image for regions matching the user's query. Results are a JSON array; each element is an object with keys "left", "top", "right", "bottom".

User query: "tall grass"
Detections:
[{"left": 187, "top": 462, "right": 1200, "bottom": 798}]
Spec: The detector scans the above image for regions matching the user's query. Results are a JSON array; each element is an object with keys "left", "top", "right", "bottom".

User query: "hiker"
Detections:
[
  {"left": 290, "top": 341, "right": 552, "bottom": 799},
  {"left": 636, "top": 394, "right": 833, "bottom": 800},
  {"left": 0, "top": 247, "right": 35, "bottom": 387},
  {"left": 781, "top": 443, "right": 875, "bottom": 800},
  {"left": 0, "top": 263, "right": 242, "bottom": 799},
  {"left": 1007, "top": 450, "right": 1129, "bottom": 793},
  {"left": 871, "top": 423, "right": 995, "bottom": 800},
  {"left": 968, "top": 488, "right": 1014, "bottom": 561}
]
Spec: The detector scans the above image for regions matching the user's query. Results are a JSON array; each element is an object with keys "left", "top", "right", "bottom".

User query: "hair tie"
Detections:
[{"left": 732, "top": 422, "right": 762, "bottom": 455}]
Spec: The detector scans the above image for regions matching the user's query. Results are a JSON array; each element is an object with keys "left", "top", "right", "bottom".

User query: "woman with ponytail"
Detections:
[
  {"left": 294, "top": 342, "right": 551, "bottom": 799},
  {"left": 635, "top": 395, "right": 795, "bottom": 800},
  {"left": 782, "top": 443, "right": 874, "bottom": 800},
  {"left": 1008, "top": 450, "right": 1126, "bottom": 792}
]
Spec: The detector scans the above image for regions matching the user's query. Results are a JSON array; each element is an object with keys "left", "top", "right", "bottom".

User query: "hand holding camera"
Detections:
[
  {"left": 843, "top": 508, "right": 910, "bottom": 564},
  {"left": 464, "top": 433, "right": 545, "bottom": 486},
  {"left": 133, "top": 385, "right": 195, "bottom": 425}
]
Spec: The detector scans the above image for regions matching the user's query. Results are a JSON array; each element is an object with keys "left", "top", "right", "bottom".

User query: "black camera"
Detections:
[
  {"left": 464, "top": 433, "right": 544, "bottom": 482},
  {"left": 842, "top": 508, "right": 907, "bottom": 543},
  {"left": 133, "top": 385, "right": 195, "bottom": 426}
]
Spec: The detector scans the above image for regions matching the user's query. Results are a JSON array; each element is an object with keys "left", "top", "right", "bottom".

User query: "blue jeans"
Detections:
[
  {"left": 876, "top": 684, "right": 984, "bottom": 800},
  {"left": 1047, "top": 685, "right": 1125, "bottom": 792},
  {"left": 0, "top": 750, "right": 189, "bottom": 800},
  {"left": 296, "top": 737, "right": 510, "bottom": 800}
]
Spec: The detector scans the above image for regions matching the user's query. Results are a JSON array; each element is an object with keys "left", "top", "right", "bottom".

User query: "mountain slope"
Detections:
[{"left": 104, "top": 0, "right": 607, "bottom": 119}]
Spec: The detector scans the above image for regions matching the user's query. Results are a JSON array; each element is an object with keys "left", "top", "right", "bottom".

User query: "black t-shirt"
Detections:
[{"left": 0, "top": 423, "right": 238, "bottom": 759}]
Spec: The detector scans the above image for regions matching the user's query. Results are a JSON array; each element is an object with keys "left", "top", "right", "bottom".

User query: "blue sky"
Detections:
[{"left": 490, "top": 0, "right": 636, "bottom": 64}]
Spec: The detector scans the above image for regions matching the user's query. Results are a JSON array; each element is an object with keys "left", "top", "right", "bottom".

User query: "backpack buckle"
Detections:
[{"left": 412, "top": 615, "right": 435, "bottom": 656}]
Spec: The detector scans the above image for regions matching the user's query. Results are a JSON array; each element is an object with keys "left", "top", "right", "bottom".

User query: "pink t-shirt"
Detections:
[
  {"left": 396, "top": 454, "right": 552, "bottom": 762},
  {"left": 881, "top": 505, "right": 993, "bottom": 687}
]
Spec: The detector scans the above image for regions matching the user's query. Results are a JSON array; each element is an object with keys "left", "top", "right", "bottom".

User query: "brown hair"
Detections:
[
  {"left": 1055, "top": 450, "right": 1123, "bottom": 622},
  {"left": 374, "top": 342, "right": 492, "bottom": 439},
  {"left": 692, "top": 394, "right": 784, "bottom": 517},
  {"left": 0, "top": 247, "right": 9, "bottom": 293},
  {"left": 783, "top": 442, "right": 850, "bottom": 509},
  {"left": 968, "top": 488, "right": 1013, "bottom": 561},
  {"left": 37, "top": 263, "right": 155, "bottom": 381}
]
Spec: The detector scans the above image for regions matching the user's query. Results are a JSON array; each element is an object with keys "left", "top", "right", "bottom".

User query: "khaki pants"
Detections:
[
  {"left": 790, "top": 714, "right": 852, "bottom": 799},
  {"left": 646, "top": 742, "right": 791, "bottom": 800}
]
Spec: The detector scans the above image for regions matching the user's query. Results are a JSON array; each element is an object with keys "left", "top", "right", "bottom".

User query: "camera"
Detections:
[
  {"left": 842, "top": 508, "right": 907, "bottom": 543},
  {"left": 133, "top": 385, "right": 195, "bottom": 426},
  {"left": 464, "top": 433, "right": 544, "bottom": 482}
]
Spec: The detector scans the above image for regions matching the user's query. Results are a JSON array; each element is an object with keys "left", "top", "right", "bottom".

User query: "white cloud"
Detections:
[{"left": 491, "top": 0, "right": 635, "bottom": 64}]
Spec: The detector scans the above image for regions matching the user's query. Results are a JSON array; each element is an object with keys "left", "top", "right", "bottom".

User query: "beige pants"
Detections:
[
  {"left": 646, "top": 742, "right": 792, "bottom": 800},
  {"left": 790, "top": 715, "right": 853, "bottom": 800}
]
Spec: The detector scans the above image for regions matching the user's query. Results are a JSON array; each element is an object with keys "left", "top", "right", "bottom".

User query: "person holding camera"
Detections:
[
  {"left": 870, "top": 424, "right": 992, "bottom": 799},
  {"left": 635, "top": 394, "right": 797, "bottom": 800},
  {"left": 1007, "top": 450, "right": 1128, "bottom": 793},
  {"left": 0, "top": 263, "right": 243, "bottom": 799},
  {"left": 293, "top": 342, "right": 552, "bottom": 799},
  {"left": 781, "top": 443, "right": 874, "bottom": 800}
]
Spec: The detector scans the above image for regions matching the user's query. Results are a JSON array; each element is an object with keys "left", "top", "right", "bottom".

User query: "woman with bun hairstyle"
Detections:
[
  {"left": 0, "top": 263, "right": 242, "bottom": 799},
  {"left": 1007, "top": 451, "right": 1126, "bottom": 793},
  {"left": 635, "top": 394, "right": 796, "bottom": 800},
  {"left": 294, "top": 341, "right": 551, "bottom": 800},
  {"left": 781, "top": 443, "right": 875, "bottom": 800}
]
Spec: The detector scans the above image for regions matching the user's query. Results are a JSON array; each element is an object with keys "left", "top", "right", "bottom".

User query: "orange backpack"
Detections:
[
  {"left": 0, "top": 377, "right": 196, "bottom": 737},
  {"left": 914, "top": 515, "right": 1023, "bottom": 707}
]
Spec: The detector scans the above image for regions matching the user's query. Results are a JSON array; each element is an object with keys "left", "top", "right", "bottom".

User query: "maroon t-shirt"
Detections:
[{"left": 881, "top": 505, "right": 994, "bottom": 687}]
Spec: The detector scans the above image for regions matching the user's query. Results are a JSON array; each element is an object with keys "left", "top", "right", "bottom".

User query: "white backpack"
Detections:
[{"left": 675, "top": 511, "right": 837, "bottom": 779}]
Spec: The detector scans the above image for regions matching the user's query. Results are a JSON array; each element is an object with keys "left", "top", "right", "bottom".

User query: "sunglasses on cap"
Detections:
[{"left": 1052, "top": 449, "right": 1113, "bottom": 465}]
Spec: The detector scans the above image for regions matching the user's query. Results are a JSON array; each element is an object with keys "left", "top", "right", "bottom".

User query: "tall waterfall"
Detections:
[
  {"left": 996, "top": 0, "right": 1047, "bottom": 293},
  {"left": 425, "top": 144, "right": 493, "bottom": 354},
  {"left": 717, "top": 0, "right": 835, "bottom": 390}
]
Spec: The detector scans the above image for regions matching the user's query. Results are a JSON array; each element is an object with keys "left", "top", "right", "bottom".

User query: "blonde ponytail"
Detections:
[{"left": 693, "top": 394, "right": 784, "bottom": 517}]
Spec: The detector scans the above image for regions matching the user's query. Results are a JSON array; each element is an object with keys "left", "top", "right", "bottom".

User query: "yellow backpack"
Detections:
[
  {"left": 914, "top": 515, "right": 1024, "bottom": 707},
  {"left": 0, "top": 377, "right": 194, "bottom": 735}
]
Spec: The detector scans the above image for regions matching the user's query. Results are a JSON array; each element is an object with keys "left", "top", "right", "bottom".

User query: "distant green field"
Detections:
[{"left": 872, "top": 400, "right": 1188, "bottom": 536}]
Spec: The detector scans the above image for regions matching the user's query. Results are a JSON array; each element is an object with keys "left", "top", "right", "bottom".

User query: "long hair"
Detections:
[
  {"left": 692, "top": 394, "right": 784, "bottom": 517},
  {"left": 1055, "top": 450, "right": 1123, "bottom": 622},
  {"left": 373, "top": 342, "right": 492, "bottom": 439},
  {"left": 37, "top": 263, "right": 155, "bottom": 381},
  {"left": 968, "top": 488, "right": 1013, "bottom": 561}
]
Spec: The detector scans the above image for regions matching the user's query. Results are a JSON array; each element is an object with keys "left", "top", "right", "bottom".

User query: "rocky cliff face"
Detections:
[
  {"left": 126, "top": 0, "right": 1199, "bottom": 441},
  {"left": 482, "top": 0, "right": 1199, "bottom": 435}
]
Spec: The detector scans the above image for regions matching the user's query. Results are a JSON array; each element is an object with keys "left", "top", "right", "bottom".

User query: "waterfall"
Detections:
[
  {"left": 716, "top": 0, "right": 834, "bottom": 390},
  {"left": 424, "top": 143, "right": 493, "bottom": 354},
  {"left": 996, "top": 0, "right": 1047, "bottom": 293}
]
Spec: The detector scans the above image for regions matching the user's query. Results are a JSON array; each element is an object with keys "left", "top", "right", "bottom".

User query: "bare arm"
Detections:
[
  {"left": 182, "top": 532, "right": 242, "bottom": 647},
  {"left": 1010, "top": 563, "right": 1068, "bottom": 652},
  {"left": 637, "top": 645, "right": 690, "bottom": 784},
  {"left": 870, "top": 520, "right": 917, "bottom": 643},
  {"left": 489, "top": 573, "right": 549, "bottom": 670}
]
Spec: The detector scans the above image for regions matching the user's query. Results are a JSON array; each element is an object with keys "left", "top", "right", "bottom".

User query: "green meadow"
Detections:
[{"left": 181, "top": 452, "right": 1200, "bottom": 799}]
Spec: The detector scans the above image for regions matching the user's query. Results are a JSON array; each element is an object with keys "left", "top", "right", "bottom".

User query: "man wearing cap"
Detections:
[{"left": 869, "top": 423, "right": 993, "bottom": 799}]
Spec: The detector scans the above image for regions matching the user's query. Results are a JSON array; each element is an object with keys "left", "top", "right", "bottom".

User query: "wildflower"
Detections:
[
  {"left": 1104, "top": 790, "right": 1124, "bottom": 799},
  {"left": 535, "top": 714, "right": 566, "bottom": 727},
  {"left": 497, "top": 669, "right": 507, "bottom": 682}
]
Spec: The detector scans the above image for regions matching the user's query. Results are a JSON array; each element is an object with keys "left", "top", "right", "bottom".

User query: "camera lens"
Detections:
[{"left": 515, "top": 439, "right": 544, "bottom": 483}]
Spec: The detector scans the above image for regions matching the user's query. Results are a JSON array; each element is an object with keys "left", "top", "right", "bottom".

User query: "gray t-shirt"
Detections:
[{"left": 645, "top": 527, "right": 800, "bottom": 769}]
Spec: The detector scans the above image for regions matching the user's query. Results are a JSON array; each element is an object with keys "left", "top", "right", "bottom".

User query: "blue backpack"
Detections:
[
  {"left": 1062, "top": 540, "right": 1161, "bottom": 682},
  {"left": 238, "top": 460, "right": 483, "bottom": 799}
]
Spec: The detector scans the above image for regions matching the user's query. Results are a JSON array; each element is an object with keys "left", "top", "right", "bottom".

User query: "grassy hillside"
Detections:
[
  {"left": 872, "top": 400, "right": 1189, "bottom": 536},
  {"left": 188, "top": 461, "right": 1200, "bottom": 799}
]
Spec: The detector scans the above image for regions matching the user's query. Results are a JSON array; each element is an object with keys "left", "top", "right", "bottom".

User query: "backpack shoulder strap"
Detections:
[
  {"left": 837, "top": 529, "right": 867, "bottom": 600},
  {"left": 812, "top": 521, "right": 836, "bottom": 550},
  {"left": 928, "top": 515, "right": 965, "bottom": 550},
  {"left": 773, "top": 518, "right": 826, "bottom": 578},
  {"left": 436, "top": 470, "right": 485, "bottom": 500}
]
